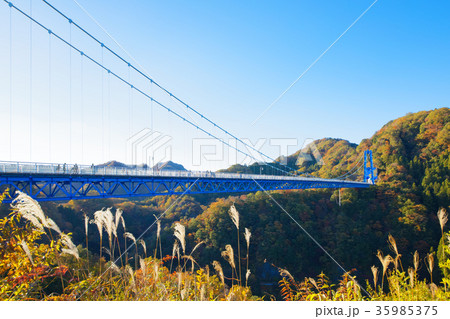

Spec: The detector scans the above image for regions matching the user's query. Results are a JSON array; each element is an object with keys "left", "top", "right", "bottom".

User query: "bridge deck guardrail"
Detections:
[{"left": 0, "top": 160, "right": 367, "bottom": 185}]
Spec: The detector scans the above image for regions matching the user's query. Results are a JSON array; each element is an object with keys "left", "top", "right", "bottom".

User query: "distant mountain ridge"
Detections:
[
  {"left": 96, "top": 160, "right": 187, "bottom": 171},
  {"left": 153, "top": 161, "right": 187, "bottom": 171}
]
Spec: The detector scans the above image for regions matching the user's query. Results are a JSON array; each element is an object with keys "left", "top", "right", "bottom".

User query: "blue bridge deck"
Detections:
[{"left": 0, "top": 161, "right": 370, "bottom": 202}]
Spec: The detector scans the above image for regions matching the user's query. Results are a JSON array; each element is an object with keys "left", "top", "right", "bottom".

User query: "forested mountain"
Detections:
[
  {"left": 1, "top": 108, "right": 448, "bottom": 297},
  {"left": 186, "top": 108, "right": 449, "bottom": 292}
]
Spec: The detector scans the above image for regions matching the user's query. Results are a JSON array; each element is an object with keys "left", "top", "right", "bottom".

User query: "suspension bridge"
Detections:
[{"left": 0, "top": 1, "right": 377, "bottom": 203}]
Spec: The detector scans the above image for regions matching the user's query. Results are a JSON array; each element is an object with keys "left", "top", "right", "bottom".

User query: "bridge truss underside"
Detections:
[{"left": 0, "top": 174, "right": 370, "bottom": 203}]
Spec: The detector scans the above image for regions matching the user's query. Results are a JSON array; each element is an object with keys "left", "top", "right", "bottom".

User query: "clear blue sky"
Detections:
[{"left": 0, "top": 0, "right": 449, "bottom": 170}]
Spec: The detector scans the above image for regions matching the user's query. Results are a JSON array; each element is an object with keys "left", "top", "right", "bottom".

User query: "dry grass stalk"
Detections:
[
  {"left": 103, "top": 208, "right": 116, "bottom": 260},
  {"left": 153, "top": 260, "right": 159, "bottom": 280},
  {"left": 279, "top": 268, "right": 295, "bottom": 283},
  {"left": 244, "top": 227, "right": 251, "bottom": 285},
  {"left": 124, "top": 232, "right": 136, "bottom": 244},
  {"left": 205, "top": 265, "right": 210, "bottom": 283},
  {"left": 18, "top": 212, "right": 44, "bottom": 232},
  {"left": 190, "top": 241, "right": 205, "bottom": 256},
  {"left": 408, "top": 267, "right": 415, "bottom": 288},
  {"left": 388, "top": 234, "right": 402, "bottom": 271},
  {"left": 104, "top": 208, "right": 116, "bottom": 237},
  {"left": 371, "top": 265, "right": 378, "bottom": 290},
  {"left": 176, "top": 246, "right": 180, "bottom": 269},
  {"left": 83, "top": 213, "right": 89, "bottom": 243},
  {"left": 46, "top": 218, "right": 62, "bottom": 235},
  {"left": 115, "top": 209, "right": 123, "bottom": 231},
  {"left": 12, "top": 191, "right": 46, "bottom": 223},
  {"left": 438, "top": 208, "right": 448, "bottom": 260},
  {"left": 92, "top": 209, "right": 104, "bottom": 237},
  {"left": 12, "top": 191, "right": 60, "bottom": 234},
  {"left": 309, "top": 277, "right": 319, "bottom": 291},
  {"left": 83, "top": 213, "right": 89, "bottom": 235},
  {"left": 377, "top": 250, "right": 393, "bottom": 290},
  {"left": 124, "top": 232, "right": 138, "bottom": 269},
  {"left": 120, "top": 216, "right": 126, "bottom": 231},
  {"left": 413, "top": 250, "right": 419, "bottom": 273},
  {"left": 156, "top": 216, "right": 161, "bottom": 240},
  {"left": 61, "top": 233, "right": 79, "bottom": 259},
  {"left": 183, "top": 278, "right": 191, "bottom": 300},
  {"left": 182, "top": 255, "right": 197, "bottom": 272},
  {"left": 229, "top": 204, "right": 240, "bottom": 229},
  {"left": 213, "top": 260, "right": 225, "bottom": 286},
  {"left": 174, "top": 222, "right": 186, "bottom": 255},
  {"left": 170, "top": 241, "right": 179, "bottom": 272},
  {"left": 437, "top": 208, "right": 448, "bottom": 237},
  {"left": 180, "top": 287, "right": 187, "bottom": 300},
  {"left": 138, "top": 239, "right": 147, "bottom": 258},
  {"left": 221, "top": 245, "right": 236, "bottom": 270},
  {"left": 425, "top": 253, "right": 434, "bottom": 283},
  {"left": 244, "top": 228, "right": 251, "bottom": 249},
  {"left": 110, "top": 263, "right": 121, "bottom": 274},
  {"left": 139, "top": 257, "right": 147, "bottom": 277},
  {"left": 19, "top": 240, "right": 34, "bottom": 265},
  {"left": 246, "top": 269, "right": 251, "bottom": 286},
  {"left": 83, "top": 213, "right": 90, "bottom": 270},
  {"left": 177, "top": 271, "right": 182, "bottom": 292},
  {"left": 153, "top": 214, "right": 162, "bottom": 260},
  {"left": 120, "top": 215, "right": 127, "bottom": 264},
  {"left": 102, "top": 247, "right": 111, "bottom": 257},
  {"left": 200, "top": 285, "right": 206, "bottom": 301},
  {"left": 91, "top": 209, "right": 105, "bottom": 267},
  {"left": 112, "top": 209, "right": 122, "bottom": 260},
  {"left": 109, "top": 262, "right": 120, "bottom": 274},
  {"left": 228, "top": 204, "right": 241, "bottom": 284},
  {"left": 12, "top": 191, "right": 44, "bottom": 220},
  {"left": 429, "top": 283, "right": 438, "bottom": 298},
  {"left": 126, "top": 265, "right": 136, "bottom": 294}
]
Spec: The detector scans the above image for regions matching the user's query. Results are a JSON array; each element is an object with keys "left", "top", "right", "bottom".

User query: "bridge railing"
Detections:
[{"left": 0, "top": 160, "right": 365, "bottom": 184}]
